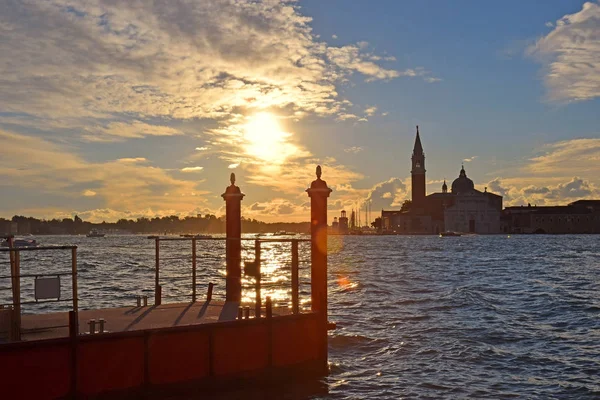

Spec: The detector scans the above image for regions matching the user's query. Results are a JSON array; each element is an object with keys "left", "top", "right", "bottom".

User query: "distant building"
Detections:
[
  {"left": 381, "top": 126, "right": 503, "bottom": 234},
  {"left": 503, "top": 200, "right": 600, "bottom": 234},
  {"left": 330, "top": 210, "right": 349, "bottom": 234},
  {"left": 338, "top": 210, "right": 349, "bottom": 234}
]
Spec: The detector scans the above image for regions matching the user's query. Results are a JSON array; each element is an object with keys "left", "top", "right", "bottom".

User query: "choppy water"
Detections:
[{"left": 1, "top": 234, "right": 599, "bottom": 399}]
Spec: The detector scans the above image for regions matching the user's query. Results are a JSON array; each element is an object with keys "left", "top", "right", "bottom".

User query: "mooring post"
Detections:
[
  {"left": 192, "top": 237, "right": 197, "bottom": 303},
  {"left": 306, "top": 165, "right": 331, "bottom": 373},
  {"left": 154, "top": 238, "right": 161, "bottom": 305},
  {"left": 306, "top": 165, "right": 332, "bottom": 315},
  {"left": 221, "top": 173, "right": 244, "bottom": 302},
  {"left": 207, "top": 282, "right": 214, "bottom": 302}
]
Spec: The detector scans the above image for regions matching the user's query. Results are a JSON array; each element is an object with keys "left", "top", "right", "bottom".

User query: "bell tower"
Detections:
[{"left": 411, "top": 125, "right": 426, "bottom": 207}]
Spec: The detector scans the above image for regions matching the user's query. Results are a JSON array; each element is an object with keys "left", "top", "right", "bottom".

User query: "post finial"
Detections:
[
  {"left": 230, "top": 172, "right": 235, "bottom": 186},
  {"left": 416, "top": 125, "right": 419, "bottom": 134},
  {"left": 316, "top": 165, "right": 322, "bottom": 180}
]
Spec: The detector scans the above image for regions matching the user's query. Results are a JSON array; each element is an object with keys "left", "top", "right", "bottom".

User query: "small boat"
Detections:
[
  {"left": 180, "top": 234, "right": 212, "bottom": 239},
  {"left": 440, "top": 231, "right": 462, "bottom": 237},
  {"left": 274, "top": 231, "right": 296, "bottom": 236},
  {"left": 147, "top": 235, "right": 159, "bottom": 239},
  {"left": 86, "top": 230, "right": 105, "bottom": 238},
  {"left": 1, "top": 238, "right": 38, "bottom": 247}
]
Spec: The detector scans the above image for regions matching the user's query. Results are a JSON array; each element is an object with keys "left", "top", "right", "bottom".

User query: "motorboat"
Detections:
[
  {"left": 180, "top": 234, "right": 212, "bottom": 239},
  {"left": 273, "top": 231, "right": 297, "bottom": 236},
  {"left": 86, "top": 230, "right": 106, "bottom": 237},
  {"left": 439, "top": 231, "right": 462, "bottom": 237},
  {"left": 1, "top": 238, "right": 38, "bottom": 247}
]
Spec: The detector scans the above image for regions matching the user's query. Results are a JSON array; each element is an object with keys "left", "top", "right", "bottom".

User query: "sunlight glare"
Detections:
[{"left": 243, "top": 112, "right": 298, "bottom": 164}]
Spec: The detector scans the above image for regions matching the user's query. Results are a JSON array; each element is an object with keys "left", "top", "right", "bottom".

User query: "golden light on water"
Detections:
[
  {"left": 243, "top": 112, "right": 300, "bottom": 164},
  {"left": 337, "top": 275, "right": 359, "bottom": 291}
]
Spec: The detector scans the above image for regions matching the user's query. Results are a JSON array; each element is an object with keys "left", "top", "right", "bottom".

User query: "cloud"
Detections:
[
  {"left": 366, "top": 178, "right": 408, "bottom": 210},
  {"left": 332, "top": 34, "right": 338, "bottom": 39},
  {"left": 244, "top": 198, "right": 306, "bottom": 220},
  {"left": 364, "top": 106, "right": 377, "bottom": 116},
  {"left": 463, "top": 156, "right": 478, "bottom": 163},
  {"left": 228, "top": 163, "right": 239, "bottom": 169},
  {"left": 85, "top": 121, "right": 183, "bottom": 141},
  {"left": 528, "top": 1, "right": 600, "bottom": 102},
  {"left": 486, "top": 176, "right": 598, "bottom": 206},
  {"left": 344, "top": 146, "right": 364, "bottom": 154},
  {"left": 82, "top": 190, "right": 97, "bottom": 197},
  {"left": 180, "top": 166, "right": 204, "bottom": 172},
  {"left": 528, "top": 138, "right": 600, "bottom": 177},
  {"left": 196, "top": 147, "right": 209, "bottom": 151},
  {"left": 0, "top": 0, "right": 431, "bottom": 135},
  {"left": 116, "top": 158, "right": 147, "bottom": 164},
  {"left": 0, "top": 129, "right": 208, "bottom": 217}
]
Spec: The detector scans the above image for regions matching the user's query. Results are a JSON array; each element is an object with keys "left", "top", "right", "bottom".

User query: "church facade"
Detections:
[{"left": 381, "top": 127, "right": 502, "bottom": 234}]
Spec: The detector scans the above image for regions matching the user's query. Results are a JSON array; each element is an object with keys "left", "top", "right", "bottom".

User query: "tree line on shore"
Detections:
[{"left": 1, "top": 214, "right": 310, "bottom": 235}]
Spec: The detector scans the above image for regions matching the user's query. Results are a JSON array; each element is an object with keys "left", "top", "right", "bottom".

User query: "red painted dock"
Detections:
[{"left": 0, "top": 168, "right": 334, "bottom": 399}]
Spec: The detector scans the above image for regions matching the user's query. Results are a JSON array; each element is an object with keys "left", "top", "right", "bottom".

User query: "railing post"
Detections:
[
  {"left": 291, "top": 240, "right": 299, "bottom": 314},
  {"left": 71, "top": 247, "right": 78, "bottom": 315},
  {"left": 255, "top": 240, "right": 261, "bottom": 318},
  {"left": 192, "top": 238, "right": 197, "bottom": 303},
  {"left": 11, "top": 249, "right": 21, "bottom": 341},
  {"left": 221, "top": 173, "right": 244, "bottom": 302},
  {"left": 306, "top": 165, "right": 332, "bottom": 315},
  {"left": 154, "top": 238, "right": 161, "bottom": 305}
]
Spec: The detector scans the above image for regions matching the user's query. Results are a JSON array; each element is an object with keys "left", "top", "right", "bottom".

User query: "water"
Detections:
[{"left": 1, "top": 234, "right": 599, "bottom": 398}]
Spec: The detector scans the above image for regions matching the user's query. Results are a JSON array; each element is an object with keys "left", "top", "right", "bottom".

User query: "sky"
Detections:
[{"left": 1, "top": 0, "right": 599, "bottom": 223}]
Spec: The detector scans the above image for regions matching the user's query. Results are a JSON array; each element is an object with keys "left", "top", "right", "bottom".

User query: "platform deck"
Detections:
[{"left": 18, "top": 301, "right": 292, "bottom": 341}]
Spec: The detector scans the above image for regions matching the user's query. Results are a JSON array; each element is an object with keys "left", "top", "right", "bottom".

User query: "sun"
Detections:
[{"left": 243, "top": 112, "right": 296, "bottom": 164}]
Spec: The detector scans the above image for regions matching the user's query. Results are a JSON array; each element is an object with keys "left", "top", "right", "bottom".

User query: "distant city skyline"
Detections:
[{"left": 1, "top": 0, "right": 599, "bottom": 223}]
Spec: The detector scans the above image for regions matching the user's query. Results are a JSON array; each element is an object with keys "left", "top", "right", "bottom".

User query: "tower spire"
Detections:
[
  {"left": 413, "top": 125, "right": 423, "bottom": 156},
  {"left": 411, "top": 125, "right": 426, "bottom": 208}
]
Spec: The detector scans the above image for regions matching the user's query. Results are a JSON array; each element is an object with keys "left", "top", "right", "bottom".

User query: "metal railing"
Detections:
[
  {"left": 0, "top": 240, "right": 78, "bottom": 341},
  {"left": 152, "top": 237, "right": 310, "bottom": 315}
]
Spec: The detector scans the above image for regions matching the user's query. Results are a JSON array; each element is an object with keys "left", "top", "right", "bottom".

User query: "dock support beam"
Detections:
[
  {"left": 306, "top": 165, "right": 332, "bottom": 373},
  {"left": 222, "top": 173, "right": 245, "bottom": 302}
]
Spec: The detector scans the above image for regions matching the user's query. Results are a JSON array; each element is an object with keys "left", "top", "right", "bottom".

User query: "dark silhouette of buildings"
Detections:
[
  {"left": 381, "top": 126, "right": 503, "bottom": 234},
  {"left": 502, "top": 200, "right": 600, "bottom": 234}
]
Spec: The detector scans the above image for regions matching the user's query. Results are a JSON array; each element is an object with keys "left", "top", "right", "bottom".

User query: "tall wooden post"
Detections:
[
  {"left": 221, "top": 173, "right": 244, "bottom": 302},
  {"left": 306, "top": 165, "right": 332, "bottom": 315},
  {"left": 306, "top": 165, "right": 332, "bottom": 374}
]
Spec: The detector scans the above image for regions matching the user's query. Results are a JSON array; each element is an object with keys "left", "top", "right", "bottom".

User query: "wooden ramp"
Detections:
[{"left": 19, "top": 301, "right": 292, "bottom": 341}]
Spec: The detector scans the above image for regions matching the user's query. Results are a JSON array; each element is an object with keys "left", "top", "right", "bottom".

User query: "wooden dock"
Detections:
[{"left": 19, "top": 301, "right": 293, "bottom": 341}]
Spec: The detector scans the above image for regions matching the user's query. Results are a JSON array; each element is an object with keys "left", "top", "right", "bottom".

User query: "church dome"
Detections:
[{"left": 451, "top": 166, "right": 474, "bottom": 194}]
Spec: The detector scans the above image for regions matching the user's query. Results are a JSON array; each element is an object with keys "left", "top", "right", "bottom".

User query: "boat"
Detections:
[
  {"left": 1, "top": 238, "right": 38, "bottom": 247},
  {"left": 180, "top": 234, "right": 212, "bottom": 239},
  {"left": 86, "top": 230, "right": 106, "bottom": 237},
  {"left": 440, "top": 231, "right": 462, "bottom": 237},
  {"left": 273, "top": 231, "right": 297, "bottom": 236}
]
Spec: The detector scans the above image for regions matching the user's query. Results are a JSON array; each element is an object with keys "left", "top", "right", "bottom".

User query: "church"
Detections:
[{"left": 381, "top": 127, "right": 502, "bottom": 234}]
